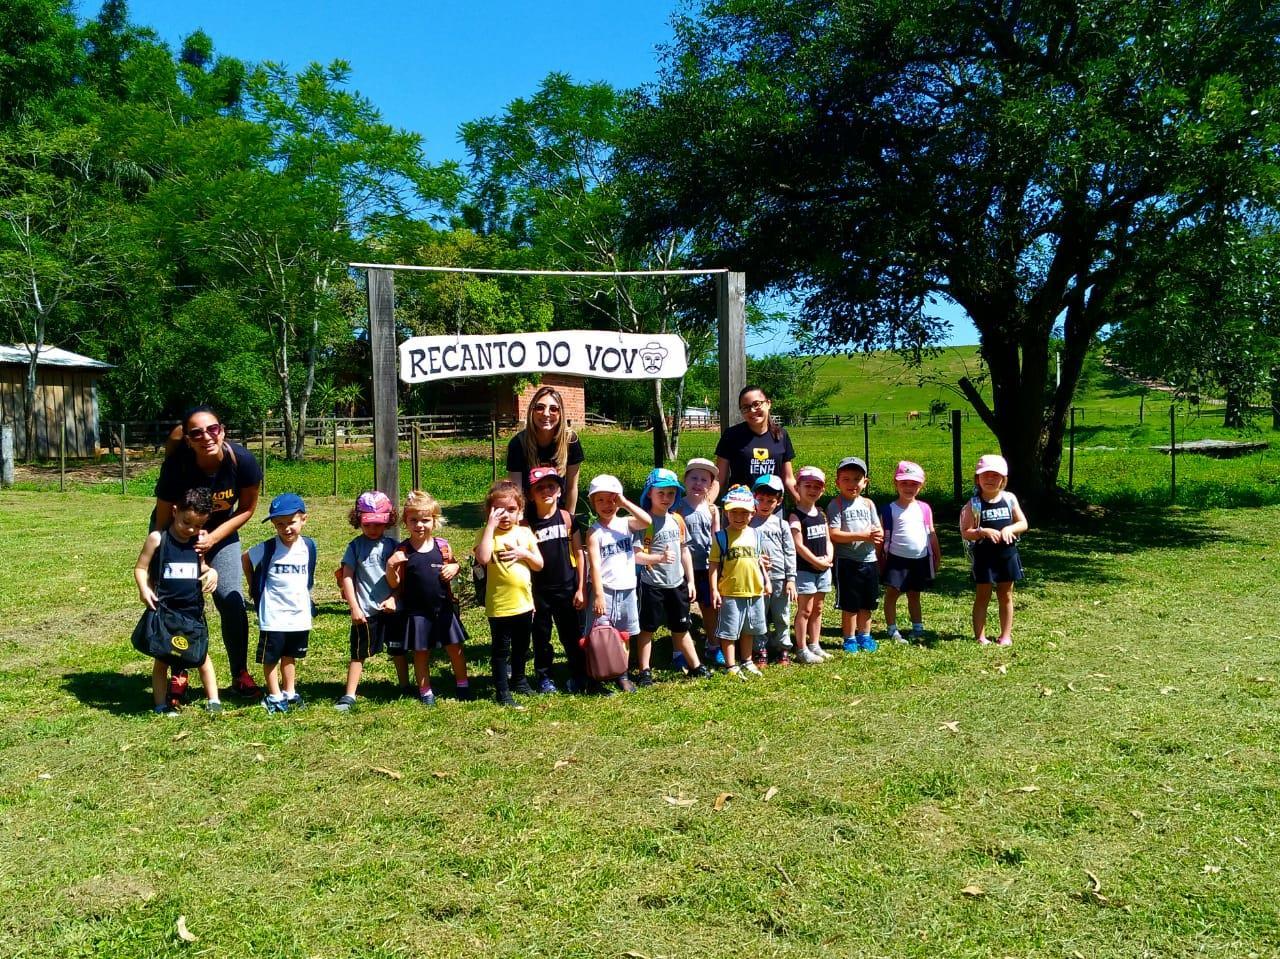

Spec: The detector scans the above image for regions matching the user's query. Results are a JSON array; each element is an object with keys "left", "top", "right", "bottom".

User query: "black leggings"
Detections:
[
  {"left": 489, "top": 612, "right": 533, "bottom": 694},
  {"left": 532, "top": 591, "right": 588, "bottom": 687}
]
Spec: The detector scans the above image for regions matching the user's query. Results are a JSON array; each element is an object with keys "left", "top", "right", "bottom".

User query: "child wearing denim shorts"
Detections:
[
  {"left": 586, "top": 474, "right": 654, "bottom": 693},
  {"left": 789, "top": 466, "right": 833, "bottom": 663},
  {"left": 709, "top": 485, "right": 770, "bottom": 678},
  {"left": 750, "top": 474, "right": 796, "bottom": 666}
]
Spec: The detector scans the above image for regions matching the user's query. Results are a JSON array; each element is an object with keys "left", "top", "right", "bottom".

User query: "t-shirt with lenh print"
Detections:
[
  {"left": 591, "top": 516, "right": 637, "bottom": 591},
  {"left": 530, "top": 509, "right": 583, "bottom": 594},
  {"left": 714, "top": 422, "right": 795, "bottom": 490},
  {"left": 246, "top": 537, "right": 314, "bottom": 631},
  {"left": 636, "top": 512, "right": 686, "bottom": 589},
  {"left": 826, "top": 494, "right": 880, "bottom": 563},
  {"left": 710, "top": 525, "right": 765, "bottom": 598}
]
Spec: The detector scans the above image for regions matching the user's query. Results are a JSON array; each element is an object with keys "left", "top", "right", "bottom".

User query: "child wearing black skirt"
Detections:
[
  {"left": 960, "top": 455, "right": 1029, "bottom": 647},
  {"left": 385, "top": 490, "right": 471, "bottom": 705}
]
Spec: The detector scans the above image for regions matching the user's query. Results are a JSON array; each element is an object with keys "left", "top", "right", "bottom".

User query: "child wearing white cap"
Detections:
[
  {"left": 676, "top": 458, "right": 722, "bottom": 665},
  {"left": 878, "top": 461, "right": 942, "bottom": 643},
  {"left": 789, "top": 466, "right": 833, "bottom": 663},
  {"left": 960, "top": 454, "right": 1029, "bottom": 646},
  {"left": 709, "top": 485, "right": 771, "bottom": 677}
]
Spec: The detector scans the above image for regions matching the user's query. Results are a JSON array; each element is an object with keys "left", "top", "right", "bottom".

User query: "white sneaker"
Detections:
[
  {"left": 812, "top": 645, "right": 832, "bottom": 660},
  {"left": 743, "top": 661, "right": 763, "bottom": 676},
  {"left": 727, "top": 665, "right": 748, "bottom": 680},
  {"left": 795, "top": 647, "right": 822, "bottom": 665},
  {"left": 887, "top": 628, "right": 906, "bottom": 644}
]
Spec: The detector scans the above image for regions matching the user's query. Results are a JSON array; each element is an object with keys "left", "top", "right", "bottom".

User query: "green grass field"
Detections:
[{"left": 2, "top": 484, "right": 1280, "bottom": 957}]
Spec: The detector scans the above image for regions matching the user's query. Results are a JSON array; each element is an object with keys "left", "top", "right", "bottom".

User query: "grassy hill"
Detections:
[{"left": 808, "top": 347, "right": 1188, "bottom": 421}]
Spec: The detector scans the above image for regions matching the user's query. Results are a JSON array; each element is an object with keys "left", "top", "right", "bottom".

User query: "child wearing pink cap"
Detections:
[
  {"left": 334, "top": 491, "right": 404, "bottom": 710},
  {"left": 960, "top": 454, "right": 1029, "bottom": 646},
  {"left": 877, "top": 461, "right": 942, "bottom": 643}
]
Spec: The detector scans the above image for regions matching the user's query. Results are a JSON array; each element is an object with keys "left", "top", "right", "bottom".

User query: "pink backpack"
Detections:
[{"left": 580, "top": 616, "right": 629, "bottom": 681}]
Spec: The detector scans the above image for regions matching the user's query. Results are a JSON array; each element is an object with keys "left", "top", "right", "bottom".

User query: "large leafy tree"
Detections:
[
  {"left": 627, "top": 0, "right": 1280, "bottom": 507},
  {"left": 463, "top": 73, "right": 714, "bottom": 462}
]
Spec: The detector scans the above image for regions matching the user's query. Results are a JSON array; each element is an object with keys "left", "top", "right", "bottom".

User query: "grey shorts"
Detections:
[
  {"left": 716, "top": 595, "right": 766, "bottom": 640},
  {"left": 795, "top": 568, "right": 832, "bottom": 595},
  {"left": 601, "top": 586, "right": 640, "bottom": 636}
]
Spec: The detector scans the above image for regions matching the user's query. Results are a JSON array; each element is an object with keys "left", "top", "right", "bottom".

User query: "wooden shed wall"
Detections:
[{"left": 0, "top": 366, "right": 101, "bottom": 458}]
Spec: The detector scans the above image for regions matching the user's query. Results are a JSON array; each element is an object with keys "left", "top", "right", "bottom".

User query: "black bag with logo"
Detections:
[{"left": 130, "top": 603, "right": 210, "bottom": 668}]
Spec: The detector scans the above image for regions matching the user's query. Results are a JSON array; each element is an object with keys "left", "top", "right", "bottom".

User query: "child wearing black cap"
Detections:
[{"left": 243, "top": 492, "right": 317, "bottom": 713}]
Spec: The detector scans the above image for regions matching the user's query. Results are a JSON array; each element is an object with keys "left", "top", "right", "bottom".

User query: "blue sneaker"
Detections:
[
  {"left": 536, "top": 677, "right": 559, "bottom": 694},
  {"left": 706, "top": 647, "right": 726, "bottom": 667},
  {"left": 419, "top": 689, "right": 437, "bottom": 707},
  {"left": 842, "top": 636, "right": 860, "bottom": 653},
  {"left": 262, "top": 696, "right": 288, "bottom": 714},
  {"left": 859, "top": 635, "right": 878, "bottom": 653},
  {"left": 672, "top": 651, "right": 687, "bottom": 671},
  {"left": 911, "top": 625, "right": 926, "bottom": 642}
]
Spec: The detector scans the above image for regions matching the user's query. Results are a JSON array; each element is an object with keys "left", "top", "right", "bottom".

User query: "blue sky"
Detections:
[{"left": 122, "top": 0, "right": 977, "bottom": 352}]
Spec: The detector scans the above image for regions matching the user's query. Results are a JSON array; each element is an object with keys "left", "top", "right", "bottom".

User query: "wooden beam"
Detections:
[
  {"left": 717, "top": 271, "right": 746, "bottom": 428},
  {"left": 368, "top": 268, "right": 400, "bottom": 508}
]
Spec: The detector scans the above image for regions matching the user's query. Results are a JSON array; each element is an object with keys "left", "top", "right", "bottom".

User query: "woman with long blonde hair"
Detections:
[{"left": 505, "top": 384, "right": 584, "bottom": 514}]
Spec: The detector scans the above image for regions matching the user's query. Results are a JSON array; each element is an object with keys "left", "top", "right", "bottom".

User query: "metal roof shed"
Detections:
[{"left": 0, "top": 345, "right": 112, "bottom": 458}]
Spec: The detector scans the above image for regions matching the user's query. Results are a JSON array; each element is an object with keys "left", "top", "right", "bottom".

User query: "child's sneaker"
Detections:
[
  {"left": 204, "top": 700, "right": 223, "bottom": 715},
  {"left": 496, "top": 690, "right": 517, "bottom": 707},
  {"left": 333, "top": 694, "right": 357, "bottom": 711},
  {"left": 706, "top": 647, "right": 726, "bottom": 667},
  {"left": 842, "top": 636, "right": 860, "bottom": 653},
  {"left": 795, "top": 646, "right": 822, "bottom": 665},
  {"left": 885, "top": 627, "right": 905, "bottom": 644},
  {"left": 232, "top": 669, "right": 261, "bottom": 698},
  {"left": 727, "top": 664, "right": 747, "bottom": 680},
  {"left": 976, "top": 635, "right": 992, "bottom": 646},
  {"left": 536, "top": 677, "right": 559, "bottom": 694},
  {"left": 617, "top": 675, "right": 638, "bottom": 693},
  {"left": 633, "top": 668, "right": 654, "bottom": 688},
  {"left": 152, "top": 703, "right": 179, "bottom": 716},
  {"left": 455, "top": 684, "right": 474, "bottom": 701},
  {"left": 671, "top": 651, "right": 687, "bottom": 671},
  {"left": 743, "top": 660, "right": 763, "bottom": 676},
  {"left": 811, "top": 645, "right": 831, "bottom": 661},
  {"left": 777, "top": 649, "right": 793, "bottom": 666},
  {"left": 752, "top": 652, "right": 768, "bottom": 670},
  {"left": 284, "top": 693, "right": 304, "bottom": 710},
  {"left": 859, "top": 635, "right": 879, "bottom": 653},
  {"left": 511, "top": 677, "right": 534, "bottom": 696},
  {"left": 262, "top": 696, "right": 288, "bottom": 714},
  {"left": 685, "top": 664, "right": 712, "bottom": 679},
  {"left": 996, "top": 636, "right": 1013, "bottom": 647},
  {"left": 910, "top": 625, "right": 926, "bottom": 642},
  {"left": 419, "top": 689, "right": 436, "bottom": 707},
  {"left": 167, "top": 672, "right": 189, "bottom": 710}
]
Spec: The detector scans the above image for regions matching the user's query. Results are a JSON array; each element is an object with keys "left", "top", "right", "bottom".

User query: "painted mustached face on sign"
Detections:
[{"left": 640, "top": 342, "right": 668, "bottom": 374}]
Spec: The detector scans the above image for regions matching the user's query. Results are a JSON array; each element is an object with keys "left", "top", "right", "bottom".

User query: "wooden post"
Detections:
[
  {"left": 0, "top": 424, "right": 13, "bottom": 488},
  {"left": 717, "top": 271, "right": 747, "bottom": 428},
  {"left": 119, "top": 422, "right": 127, "bottom": 494},
  {"left": 410, "top": 424, "right": 421, "bottom": 491},
  {"left": 59, "top": 405, "right": 66, "bottom": 492},
  {"left": 1068, "top": 407, "right": 1076, "bottom": 490},
  {"left": 862, "top": 412, "right": 870, "bottom": 472},
  {"left": 1169, "top": 404, "right": 1177, "bottom": 503},
  {"left": 332, "top": 418, "right": 339, "bottom": 497},
  {"left": 490, "top": 418, "right": 498, "bottom": 482},
  {"left": 368, "top": 269, "right": 400, "bottom": 507},
  {"left": 950, "top": 409, "right": 962, "bottom": 502},
  {"left": 261, "top": 418, "right": 268, "bottom": 496}
]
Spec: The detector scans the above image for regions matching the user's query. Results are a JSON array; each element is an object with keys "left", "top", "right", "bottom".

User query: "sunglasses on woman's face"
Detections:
[
  {"left": 186, "top": 424, "right": 224, "bottom": 440},
  {"left": 532, "top": 403, "right": 560, "bottom": 413}
]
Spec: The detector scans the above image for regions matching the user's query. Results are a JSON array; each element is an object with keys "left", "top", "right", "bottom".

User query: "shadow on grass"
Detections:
[{"left": 62, "top": 670, "right": 156, "bottom": 716}]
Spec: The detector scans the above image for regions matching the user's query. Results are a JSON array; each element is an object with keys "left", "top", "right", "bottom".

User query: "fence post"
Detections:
[
  {"left": 261, "top": 418, "right": 268, "bottom": 496},
  {"left": 410, "top": 424, "right": 421, "bottom": 491},
  {"left": 1169, "top": 404, "right": 1177, "bottom": 503},
  {"left": 490, "top": 418, "right": 498, "bottom": 482},
  {"left": 119, "top": 423, "right": 127, "bottom": 494},
  {"left": 59, "top": 405, "right": 66, "bottom": 493},
  {"left": 0, "top": 424, "right": 13, "bottom": 488},
  {"left": 1068, "top": 407, "right": 1076, "bottom": 491},
  {"left": 332, "top": 418, "right": 339, "bottom": 497},
  {"left": 863, "top": 412, "right": 870, "bottom": 471},
  {"left": 951, "top": 409, "right": 963, "bottom": 502}
]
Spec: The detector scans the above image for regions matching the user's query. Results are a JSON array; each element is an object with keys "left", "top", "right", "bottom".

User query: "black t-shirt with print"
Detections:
[
  {"left": 715, "top": 421, "right": 795, "bottom": 491},
  {"left": 528, "top": 509, "right": 584, "bottom": 594},
  {"left": 154, "top": 442, "right": 263, "bottom": 543}
]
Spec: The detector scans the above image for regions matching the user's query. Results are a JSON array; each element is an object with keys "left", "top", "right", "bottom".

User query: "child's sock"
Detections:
[
  {"left": 912, "top": 622, "right": 924, "bottom": 633},
  {"left": 455, "top": 678, "right": 469, "bottom": 688}
]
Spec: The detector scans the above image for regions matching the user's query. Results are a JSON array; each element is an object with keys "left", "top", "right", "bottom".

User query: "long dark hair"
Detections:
[{"left": 738, "top": 385, "right": 783, "bottom": 441}]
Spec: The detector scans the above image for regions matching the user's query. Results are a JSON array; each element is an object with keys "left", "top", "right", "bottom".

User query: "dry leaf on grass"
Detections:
[
  {"left": 960, "top": 884, "right": 985, "bottom": 898},
  {"left": 1006, "top": 785, "right": 1040, "bottom": 794},
  {"left": 1085, "top": 870, "right": 1103, "bottom": 893},
  {"left": 484, "top": 727, "right": 497, "bottom": 736},
  {"left": 172, "top": 731, "right": 190, "bottom": 742},
  {"left": 1130, "top": 810, "right": 1145, "bottom": 822},
  {"left": 1039, "top": 687, "right": 1054, "bottom": 697},
  {"left": 1160, "top": 686, "right": 1178, "bottom": 695},
  {"left": 939, "top": 721, "right": 960, "bottom": 733},
  {"left": 762, "top": 786, "right": 779, "bottom": 802},
  {"left": 1253, "top": 676, "right": 1274, "bottom": 684},
  {"left": 849, "top": 697, "right": 864, "bottom": 707},
  {"left": 37, "top": 772, "right": 52, "bottom": 780},
  {"left": 552, "top": 758, "right": 576, "bottom": 771},
  {"left": 664, "top": 796, "right": 697, "bottom": 807},
  {"left": 1202, "top": 864, "right": 1222, "bottom": 875},
  {"left": 623, "top": 952, "right": 651, "bottom": 959},
  {"left": 995, "top": 663, "right": 1008, "bottom": 675},
  {"left": 253, "top": 753, "right": 265, "bottom": 763},
  {"left": 176, "top": 915, "right": 196, "bottom": 943},
  {"left": 370, "top": 767, "right": 402, "bottom": 780},
  {"left": 713, "top": 792, "right": 733, "bottom": 811}
]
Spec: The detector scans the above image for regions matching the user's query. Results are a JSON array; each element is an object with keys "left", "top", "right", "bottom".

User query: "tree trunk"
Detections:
[
  {"left": 650, "top": 377, "right": 668, "bottom": 469},
  {"left": 1223, "top": 386, "right": 1244, "bottom": 428},
  {"left": 22, "top": 345, "right": 39, "bottom": 462},
  {"left": 1271, "top": 366, "right": 1280, "bottom": 431},
  {"left": 668, "top": 373, "right": 686, "bottom": 460}
]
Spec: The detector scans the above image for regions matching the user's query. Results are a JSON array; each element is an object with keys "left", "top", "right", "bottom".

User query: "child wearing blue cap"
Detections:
[
  {"left": 633, "top": 468, "right": 711, "bottom": 684},
  {"left": 243, "top": 492, "right": 317, "bottom": 713}
]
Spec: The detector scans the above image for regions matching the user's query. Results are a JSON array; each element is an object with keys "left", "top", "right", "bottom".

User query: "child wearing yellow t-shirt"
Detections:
[
  {"left": 475, "top": 480, "right": 544, "bottom": 706},
  {"left": 709, "top": 485, "right": 771, "bottom": 678}
]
